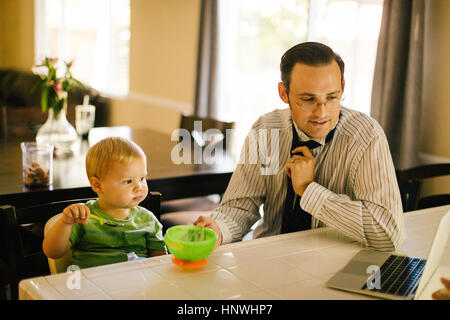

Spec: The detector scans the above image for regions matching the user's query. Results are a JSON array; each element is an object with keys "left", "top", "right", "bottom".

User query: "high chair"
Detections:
[
  {"left": 43, "top": 191, "right": 163, "bottom": 273},
  {"left": 0, "top": 191, "right": 162, "bottom": 300},
  {"left": 43, "top": 213, "right": 72, "bottom": 274},
  {"left": 0, "top": 198, "right": 95, "bottom": 299}
]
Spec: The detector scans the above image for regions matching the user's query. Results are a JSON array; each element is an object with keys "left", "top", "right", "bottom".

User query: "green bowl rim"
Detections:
[{"left": 164, "top": 225, "right": 217, "bottom": 246}]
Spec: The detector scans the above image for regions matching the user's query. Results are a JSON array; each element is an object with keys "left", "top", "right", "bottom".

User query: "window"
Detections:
[
  {"left": 308, "top": 0, "right": 383, "bottom": 115},
  {"left": 217, "top": 0, "right": 383, "bottom": 155},
  {"left": 217, "top": 0, "right": 310, "bottom": 155},
  {"left": 34, "top": 0, "right": 130, "bottom": 97}
]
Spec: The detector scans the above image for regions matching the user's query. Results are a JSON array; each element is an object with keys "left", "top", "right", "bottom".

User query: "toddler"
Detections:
[{"left": 43, "top": 137, "right": 166, "bottom": 268}]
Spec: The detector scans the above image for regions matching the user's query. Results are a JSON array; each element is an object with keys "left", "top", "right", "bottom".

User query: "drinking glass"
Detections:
[
  {"left": 75, "top": 104, "right": 96, "bottom": 139},
  {"left": 21, "top": 142, "right": 54, "bottom": 188}
]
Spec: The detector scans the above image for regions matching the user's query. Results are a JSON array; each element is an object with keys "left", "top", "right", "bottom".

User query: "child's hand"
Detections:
[{"left": 61, "top": 203, "right": 91, "bottom": 225}]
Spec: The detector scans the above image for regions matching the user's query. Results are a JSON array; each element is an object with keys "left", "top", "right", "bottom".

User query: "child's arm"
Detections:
[{"left": 42, "top": 204, "right": 90, "bottom": 259}]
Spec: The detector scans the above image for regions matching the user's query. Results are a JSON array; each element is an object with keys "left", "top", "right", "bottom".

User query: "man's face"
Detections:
[{"left": 278, "top": 61, "right": 344, "bottom": 139}]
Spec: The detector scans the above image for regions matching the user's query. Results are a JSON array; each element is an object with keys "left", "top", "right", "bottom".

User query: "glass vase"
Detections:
[{"left": 36, "top": 98, "right": 77, "bottom": 158}]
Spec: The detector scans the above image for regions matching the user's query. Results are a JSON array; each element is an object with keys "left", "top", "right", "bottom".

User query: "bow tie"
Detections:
[
  {"left": 281, "top": 122, "right": 338, "bottom": 234},
  {"left": 295, "top": 139, "right": 322, "bottom": 151},
  {"left": 292, "top": 127, "right": 336, "bottom": 156}
]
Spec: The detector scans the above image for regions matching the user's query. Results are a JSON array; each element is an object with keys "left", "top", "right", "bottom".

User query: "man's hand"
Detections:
[
  {"left": 285, "top": 146, "right": 316, "bottom": 196},
  {"left": 193, "top": 216, "right": 223, "bottom": 248},
  {"left": 61, "top": 203, "right": 91, "bottom": 225},
  {"left": 432, "top": 277, "right": 450, "bottom": 300}
]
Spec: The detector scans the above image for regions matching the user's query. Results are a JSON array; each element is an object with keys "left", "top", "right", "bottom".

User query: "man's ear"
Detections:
[
  {"left": 278, "top": 82, "right": 289, "bottom": 104},
  {"left": 89, "top": 176, "right": 102, "bottom": 194}
]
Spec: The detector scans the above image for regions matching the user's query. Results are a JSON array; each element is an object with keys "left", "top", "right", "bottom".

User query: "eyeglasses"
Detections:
[{"left": 295, "top": 94, "right": 342, "bottom": 112}]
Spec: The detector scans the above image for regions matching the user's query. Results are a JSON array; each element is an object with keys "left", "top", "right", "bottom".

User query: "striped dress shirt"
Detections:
[{"left": 211, "top": 106, "right": 406, "bottom": 251}]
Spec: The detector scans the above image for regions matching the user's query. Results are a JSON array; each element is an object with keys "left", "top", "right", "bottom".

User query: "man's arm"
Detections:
[
  {"left": 209, "top": 160, "right": 266, "bottom": 245},
  {"left": 206, "top": 122, "right": 275, "bottom": 245}
]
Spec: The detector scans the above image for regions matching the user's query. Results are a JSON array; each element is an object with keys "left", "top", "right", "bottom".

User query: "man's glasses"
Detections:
[{"left": 295, "top": 93, "right": 342, "bottom": 112}]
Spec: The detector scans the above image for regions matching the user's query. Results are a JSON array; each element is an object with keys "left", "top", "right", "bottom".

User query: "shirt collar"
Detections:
[{"left": 291, "top": 116, "right": 340, "bottom": 146}]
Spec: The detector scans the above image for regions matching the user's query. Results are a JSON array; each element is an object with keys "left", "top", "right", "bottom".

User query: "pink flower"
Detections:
[{"left": 51, "top": 80, "right": 65, "bottom": 99}]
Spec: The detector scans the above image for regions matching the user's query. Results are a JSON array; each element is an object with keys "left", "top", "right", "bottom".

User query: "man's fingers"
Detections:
[
  {"left": 196, "top": 217, "right": 215, "bottom": 230},
  {"left": 291, "top": 146, "right": 313, "bottom": 157},
  {"left": 432, "top": 278, "right": 450, "bottom": 300},
  {"left": 194, "top": 216, "right": 215, "bottom": 230},
  {"left": 441, "top": 277, "right": 450, "bottom": 289},
  {"left": 194, "top": 215, "right": 206, "bottom": 226},
  {"left": 193, "top": 216, "right": 222, "bottom": 248},
  {"left": 285, "top": 153, "right": 303, "bottom": 178},
  {"left": 432, "top": 290, "right": 450, "bottom": 300},
  {"left": 285, "top": 163, "right": 292, "bottom": 178}
]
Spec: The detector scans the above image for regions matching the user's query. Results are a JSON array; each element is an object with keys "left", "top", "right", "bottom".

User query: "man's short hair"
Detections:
[
  {"left": 86, "top": 136, "right": 146, "bottom": 179},
  {"left": 280, "top": 42, "right": 345, "bottom": 94}
]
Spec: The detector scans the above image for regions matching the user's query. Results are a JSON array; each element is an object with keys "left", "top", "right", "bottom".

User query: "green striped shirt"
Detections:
[{"left": 70, "top": 200, "right": 165, "bottom": 268}]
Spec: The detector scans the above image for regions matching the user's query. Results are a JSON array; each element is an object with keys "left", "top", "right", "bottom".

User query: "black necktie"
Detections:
[{"left": 280, "top": 123, "right": 335, "bottom": 234}]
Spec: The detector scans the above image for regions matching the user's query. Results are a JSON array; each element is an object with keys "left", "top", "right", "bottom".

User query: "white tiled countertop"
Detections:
[{"left": 19, "top": 205, "right": 450, "bottom": 300}]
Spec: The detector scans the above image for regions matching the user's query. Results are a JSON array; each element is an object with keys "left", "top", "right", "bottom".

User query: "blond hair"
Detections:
[{"left": 86, "top": 136, "right": 146, "bottom": 179}]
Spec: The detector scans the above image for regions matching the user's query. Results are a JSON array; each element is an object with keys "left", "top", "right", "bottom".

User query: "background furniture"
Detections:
[
  {"left": 160, "top": 115, "right": 235, "bottom": 229},
  {"left": 0, "top": 68, "right": 109, "bottom": 138},
  {"left": 18, "top": 204, "right": 450, "bottom": 300},
  {"left": 0, "top": 191, "right": 161, "bottom": 300},
  {"left": 0, "top": 126, "right": 235, "bottom": 209},
  {"left": 396, "top": 163, "right": 450, "bottom": 212},
  {"left": 44, "top": 214, "right": 76, "bottom": 275},
  {"left": 179, "top": 114, "right": 235, "bottom": 151}
]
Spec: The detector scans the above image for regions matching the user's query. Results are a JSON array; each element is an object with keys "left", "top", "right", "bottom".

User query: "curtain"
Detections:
[
  {"left": 371, "top": 0, "right": 425, "bottom": 170},
  {"left": 194, "top": 0, "right": 219, "bottom": 119}
]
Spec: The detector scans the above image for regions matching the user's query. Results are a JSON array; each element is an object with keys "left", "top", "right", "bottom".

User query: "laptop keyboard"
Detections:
[{"left": 362, "top": 255, "right": 427, "bottom": 297}]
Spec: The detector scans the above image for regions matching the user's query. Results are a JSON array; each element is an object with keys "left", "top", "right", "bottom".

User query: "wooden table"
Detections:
[
  {"left": 18, "top": 205, "right": 450, "bottom": 300},
  {"left": 0, "top": 126, "right": 235, "bottom": 207}
]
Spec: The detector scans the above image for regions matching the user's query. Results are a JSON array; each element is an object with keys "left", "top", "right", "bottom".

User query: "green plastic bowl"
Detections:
[{"left": 164, "top": 225, "right": 217, "bottom": 261}]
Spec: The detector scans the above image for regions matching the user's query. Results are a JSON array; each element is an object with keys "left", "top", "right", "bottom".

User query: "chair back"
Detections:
[
  {"left": 396, "top": 163, "right": 450, "bottom": 212},
  {"left": 0, "top": 191, "right": 161, "bottom": 300},
  {"left": 180, "top": 114, "right": 235, "bottom": 150},
  {"left": 43, "top": 213, "right": 73, "bottom": 274}
]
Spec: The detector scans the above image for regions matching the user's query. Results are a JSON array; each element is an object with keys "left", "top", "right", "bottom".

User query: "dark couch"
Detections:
[{"left": 0, "top": 68, "right": 110, "bottom": 137}]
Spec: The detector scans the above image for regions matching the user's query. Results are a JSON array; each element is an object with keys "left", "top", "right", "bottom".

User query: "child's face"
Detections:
[{"left": 96, "top": 155, "right": 148, "bottom": 210}]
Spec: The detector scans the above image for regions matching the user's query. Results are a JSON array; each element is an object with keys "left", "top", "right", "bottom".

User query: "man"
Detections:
[{"left": 195, "top": 42, "right": 406, "bottom": 251}]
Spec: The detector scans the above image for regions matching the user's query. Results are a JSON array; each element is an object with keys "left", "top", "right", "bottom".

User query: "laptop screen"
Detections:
[{"left": 415, "top": 210, "right": 450, "bottom": 299}]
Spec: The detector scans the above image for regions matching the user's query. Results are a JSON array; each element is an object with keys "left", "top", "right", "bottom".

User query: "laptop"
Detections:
[{"left": 326, "top": 210, "right": 450, "bottom": 300}]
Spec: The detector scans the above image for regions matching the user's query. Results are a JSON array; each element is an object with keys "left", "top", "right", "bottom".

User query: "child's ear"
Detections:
[{"left": 89, "top": 176, "right": 102, "bottom": 194}]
